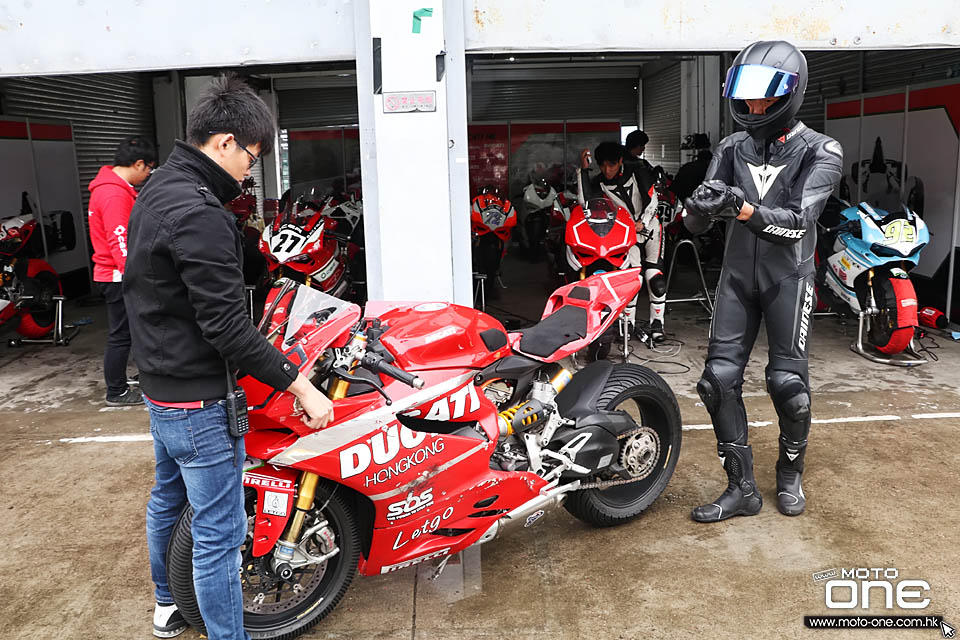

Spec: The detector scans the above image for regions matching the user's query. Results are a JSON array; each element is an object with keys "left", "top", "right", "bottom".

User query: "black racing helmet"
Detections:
[
  {"left": 724, "top": 40, "right": 807, "bottom": 140},
  {"left": 533, "top": 176, "right": 550, "bottom": 197}
]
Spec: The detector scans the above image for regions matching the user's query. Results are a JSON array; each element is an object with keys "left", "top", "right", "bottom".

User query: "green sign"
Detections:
[{"left": 412, "top": 8, "right": 433, "bottom": 34}]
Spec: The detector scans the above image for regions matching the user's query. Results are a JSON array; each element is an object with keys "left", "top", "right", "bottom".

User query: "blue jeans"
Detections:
[{"left": 145, "top": 398, "right": 250, "bottom": 640}]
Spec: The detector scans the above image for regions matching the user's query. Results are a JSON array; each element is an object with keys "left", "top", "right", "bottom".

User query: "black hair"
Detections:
[
  {"left": 187, "top": 74, "right": 275, "bottom": 156},
  {"left": 114, "top": 137, "right": 158, "bottom": 167},
  {"left": 625, "top": 130, "right": 649, "bottom": 150},
  {"left": 594, "top": 141, "right": 624, "bottom": 166}
]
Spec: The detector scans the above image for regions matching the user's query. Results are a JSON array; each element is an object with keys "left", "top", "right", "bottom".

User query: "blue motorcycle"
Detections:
[{"left": 816, "top": 198, "right": 930, "bottom": 366}]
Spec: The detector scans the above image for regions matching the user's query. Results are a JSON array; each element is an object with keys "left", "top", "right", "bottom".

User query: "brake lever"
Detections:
[{"left": 333, "top": 367, "right": 394, "bottom": 405}]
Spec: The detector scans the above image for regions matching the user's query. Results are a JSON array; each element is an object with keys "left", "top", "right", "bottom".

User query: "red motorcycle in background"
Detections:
[
  {"left": 563, "top": 197, "right": 638, "bottom": 360},
  {"left": 166, "top": 272, "right": 682, "bottom": 639},
  {"left": 471, "top": 185, "right": 517, "bottom": 297},
  {"left": 0, "top": 206, "right": 65, "bottom": 338},
  {"left": 258, "top": 196, "right": 351, "bottom": 299}
]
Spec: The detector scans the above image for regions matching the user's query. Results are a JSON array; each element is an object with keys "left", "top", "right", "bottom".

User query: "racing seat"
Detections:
[{"left": 516, "top": 305, "right": 588, "bottom": 358}]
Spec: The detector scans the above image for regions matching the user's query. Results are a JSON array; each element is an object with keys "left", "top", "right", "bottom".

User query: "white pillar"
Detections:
[{"left": 354, "top": 0, "right": 471, "bottom": 304}]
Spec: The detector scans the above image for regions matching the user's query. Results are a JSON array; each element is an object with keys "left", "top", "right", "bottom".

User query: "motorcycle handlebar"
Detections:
[{"left": 361, "top": 352, "right": 424, "bottom": 389}]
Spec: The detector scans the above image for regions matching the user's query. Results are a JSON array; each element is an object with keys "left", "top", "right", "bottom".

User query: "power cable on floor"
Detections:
[{"left": 915, "top": 334, "right": 940, "bottom": 362}]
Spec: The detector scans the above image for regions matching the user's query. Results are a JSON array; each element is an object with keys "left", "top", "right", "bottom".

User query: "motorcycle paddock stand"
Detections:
[
  {"left": 473, "top": 272, "right": 487, "bottom": 311},
  {"left": 664, "top": 238, "right": 715, "bottom": 316},
  {"left": 9, "top": 295, "right": 81, "bottom": 347},
  {"left": 850, "top": 309, "right": 926, "bottom": 367}
]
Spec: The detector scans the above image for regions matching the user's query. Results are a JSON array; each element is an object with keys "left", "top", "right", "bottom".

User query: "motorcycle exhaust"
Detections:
[{"left": 475, "top": 484, "right": 575, "bottom": 545}]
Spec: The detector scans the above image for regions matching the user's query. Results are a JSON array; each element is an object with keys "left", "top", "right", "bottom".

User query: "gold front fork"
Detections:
[{"left": 280, "top": 376, "right": 350, "bottom": 548}]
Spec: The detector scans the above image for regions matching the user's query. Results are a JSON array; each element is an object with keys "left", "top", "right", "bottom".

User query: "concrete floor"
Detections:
[{"left": 1, "top": 263, "right": 959, "bottom": 639}]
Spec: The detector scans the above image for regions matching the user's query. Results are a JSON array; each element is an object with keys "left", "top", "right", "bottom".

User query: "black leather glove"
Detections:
[{"left": 685, "top": 179, "right": 746, "bottom": 220}]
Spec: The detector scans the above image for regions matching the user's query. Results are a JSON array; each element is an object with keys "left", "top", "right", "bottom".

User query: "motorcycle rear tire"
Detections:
[
  {"left": 166, "top": 483, "right": 360, "bottom": 640},
  {"left": 869, "top": 273, "right": 915, "bottom": 355},
  {"left": 16, "top": 271, "right": 59, "bottom": 338},
  {"left": 564, "top": 364, "right": 682, "bottom": 527}
]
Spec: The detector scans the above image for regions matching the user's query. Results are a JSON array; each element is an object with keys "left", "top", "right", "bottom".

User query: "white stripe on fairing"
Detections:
[
  {"left": 367, "top": 440, "right": 490, "bottom": 501},
  {"left": 912, "top": 412, "right": 960, "bottom": 420},
  {"left": 267, "top": 372, "right": 477, "bottom": 467}
]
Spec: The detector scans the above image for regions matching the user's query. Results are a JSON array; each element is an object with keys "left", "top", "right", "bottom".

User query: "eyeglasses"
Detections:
[
  {"left": 207, "top": 131, "right": 259, "bottom": 169},
  {"left": 234, "top": 139, "right": 259, "bottom": 169}
]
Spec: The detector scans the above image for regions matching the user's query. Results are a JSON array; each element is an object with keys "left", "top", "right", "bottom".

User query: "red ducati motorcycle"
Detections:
[
  {"left": 471, "top": 186, "right": 517, "bottom": 294},
  {"left": 0, "top": 211, "right": 63, "bottom": 338},
  {"left": 167, "top": 272, "right": 682, "bottom": 639},
  {"left": 562, "top": 197, "right": 638, "bottom": 360},
  {"left": 258, "top": 197, "right": 351, "bottom": 299}
]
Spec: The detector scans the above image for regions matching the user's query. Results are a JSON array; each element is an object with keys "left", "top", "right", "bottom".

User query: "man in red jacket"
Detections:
[{"left": 88, "top": 137, "right": 157, "bottom": 405}]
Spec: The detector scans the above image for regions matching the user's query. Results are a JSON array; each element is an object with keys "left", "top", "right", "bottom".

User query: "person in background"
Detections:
[
  {"left": 125, "top": 75, "right": 335, "bottom": 639},
  {"left": 88, "top": 136, "right": 157, "bottom": 406},
  {"left": 625, "top": 129, "right": 655, "bottom": 173},
  {"left": 578, "top": 142, "right": 667, "bottom": 342},
  {"left": 670, "top": 149, "right": 713, "bottom": 203}
]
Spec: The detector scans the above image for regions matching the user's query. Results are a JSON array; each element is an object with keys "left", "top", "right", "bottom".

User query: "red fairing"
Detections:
[
  {"left": 243, "top": 464, "right": 299, "bottom": 556},
  {"left": 509, "top": 268, "right": 645, "bottom": 362},
  {"left": 471, "top": 194, "right": 517, "bottom": 243},
  {"left": 565, "top": 202, "right": 636, "bottom": 270},
  {"left": 377, "top": 302, "right": 511, "bottom": 371}
]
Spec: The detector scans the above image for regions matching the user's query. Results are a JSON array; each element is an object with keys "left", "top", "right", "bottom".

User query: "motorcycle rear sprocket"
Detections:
[{"left": 577, "top": 425, "right": 659, "bottom": 490}]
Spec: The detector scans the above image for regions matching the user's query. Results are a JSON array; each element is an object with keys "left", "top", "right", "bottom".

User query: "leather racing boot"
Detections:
[
  {"left": 691, "top": 442, "right": 763, "bottom": 522},
  {"left": 776, "top": 436, "right": 807, "bottom": 516}
]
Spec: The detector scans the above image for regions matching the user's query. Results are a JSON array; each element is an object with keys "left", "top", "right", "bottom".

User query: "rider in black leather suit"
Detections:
[{"left": 683, "top": 41, "right": 843, "bottom": 521}]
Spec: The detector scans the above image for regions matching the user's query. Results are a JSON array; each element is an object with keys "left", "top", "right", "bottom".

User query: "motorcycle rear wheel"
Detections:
[
  {"left": 16, "top": 271, "right": 59, "bottom": 338},
  {"left": 166, "top": 483, "right": 360, "bottom": 640},
  {"left": 564, "top": 364, "right": 682, "bottom": 527},
  {"left": 868, "top": 273, "right": 915, "bottom": 355}
]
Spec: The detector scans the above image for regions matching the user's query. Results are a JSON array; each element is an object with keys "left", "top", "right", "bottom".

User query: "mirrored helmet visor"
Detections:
[{"left": 723, "top": 64, "right": 799, "bottom": 99}]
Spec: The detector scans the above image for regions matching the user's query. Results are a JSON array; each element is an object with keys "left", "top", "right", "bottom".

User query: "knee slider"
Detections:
[
  {"left": 766, "top": 369, "right": 810, "bottom": 422},
  {"left": 647, "top": 271, "right": 666, "bottom": 298}
]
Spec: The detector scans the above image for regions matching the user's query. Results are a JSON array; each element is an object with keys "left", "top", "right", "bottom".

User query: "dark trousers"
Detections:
[{"left": 98, "top": 282, "right": 131, "bottom": 397}]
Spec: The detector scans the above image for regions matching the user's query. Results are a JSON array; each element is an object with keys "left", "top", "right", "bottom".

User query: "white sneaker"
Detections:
[{"left": 153, "top": 603, "right": 187, "bottom": 638}]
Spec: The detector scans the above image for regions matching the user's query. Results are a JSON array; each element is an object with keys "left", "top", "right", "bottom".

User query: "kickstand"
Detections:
[{"left": 429, "top": 555, "right": 452, "bottom": 581}]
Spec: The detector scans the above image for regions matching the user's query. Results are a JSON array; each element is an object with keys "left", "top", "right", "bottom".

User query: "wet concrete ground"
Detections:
[{"left": 1, "top": 263, "right": 959, "bottom": 639}]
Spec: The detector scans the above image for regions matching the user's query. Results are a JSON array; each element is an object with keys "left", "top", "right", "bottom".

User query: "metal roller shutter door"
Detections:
[
  {"left": 864, "top": 49, "right": 960, "bottom": 92},
  {"left": 797, "top": 52, "right": 862, "bottom": 135},
  {"left": 277, "top": 87, "right": 360, "bottom": 129},
  {"left": 0, "top": 73, "right": 156, "bottom": 212},
  {"left": 471, "top": 78, "right": 638, "bottom": 124},
  {"left": 642, "top": 64, "right": 681, "bottom": 174}
]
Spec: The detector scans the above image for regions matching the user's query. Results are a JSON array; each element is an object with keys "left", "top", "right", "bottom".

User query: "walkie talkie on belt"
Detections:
[{"left": 224, "top": 362, "right": 249, "bottom": 438}]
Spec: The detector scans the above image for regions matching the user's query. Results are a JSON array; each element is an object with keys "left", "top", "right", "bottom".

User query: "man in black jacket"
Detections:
[
  {"left": 683, "top": 41, "right": 842, "bottom": 522},
  {"left": 125, "top": 75, "right": 333, "bottom": 639}
]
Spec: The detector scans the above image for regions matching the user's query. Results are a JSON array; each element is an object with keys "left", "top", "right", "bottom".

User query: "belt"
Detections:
[{"left": 144, "top": 395, "right": 219, "bottom": 409}]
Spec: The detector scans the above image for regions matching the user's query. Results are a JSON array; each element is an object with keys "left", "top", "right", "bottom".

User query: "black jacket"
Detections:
[
  {"left": 685, "top": 121, "right": 843, "bottom": 289},
  {"left": 124, "top": 141, "right": 298, "bottom": 402}
]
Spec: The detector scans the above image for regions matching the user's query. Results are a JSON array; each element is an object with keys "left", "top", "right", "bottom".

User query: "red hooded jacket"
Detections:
[{"left": 88, "top": 166, "right": 137, "bottom": 282}]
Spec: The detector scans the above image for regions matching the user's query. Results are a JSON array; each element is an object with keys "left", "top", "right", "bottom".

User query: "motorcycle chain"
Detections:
[{"left": 577, "top": 426, "right": 655, "bottom": 490}]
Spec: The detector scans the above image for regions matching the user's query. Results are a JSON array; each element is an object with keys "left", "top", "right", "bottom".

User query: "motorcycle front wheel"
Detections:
[
  {"left": 564, "top": 364, "right": 682, "bottom": 527},
  {"left": 166, "top": 483, "right": 360, "bottom": 640}
]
